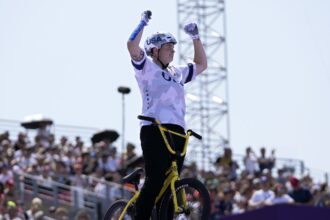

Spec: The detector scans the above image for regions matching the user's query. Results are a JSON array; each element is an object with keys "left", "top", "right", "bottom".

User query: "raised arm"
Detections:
[
  {"left": 184, "top": 23, "right": 207, "bottom": 75},
  {"left": 127, "top": 11, "right": 152, "bottom": 61}
]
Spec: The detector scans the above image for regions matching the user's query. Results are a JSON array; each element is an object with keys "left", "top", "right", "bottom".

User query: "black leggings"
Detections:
[{"left": 134, "top": 124, "right": 186, "bottom": 220}]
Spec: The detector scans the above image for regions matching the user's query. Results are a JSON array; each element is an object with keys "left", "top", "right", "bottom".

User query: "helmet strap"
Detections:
[
  {"left": 157, "top": 58, "right": 169, "bottom": 69},
  {"left": 156, "top": 50, "right": 169, "bottom": 69}
]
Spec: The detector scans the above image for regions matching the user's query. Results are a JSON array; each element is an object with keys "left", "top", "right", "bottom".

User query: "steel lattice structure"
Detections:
[{"left": 177, "top": 0, "right": 230, "bottom": 170}]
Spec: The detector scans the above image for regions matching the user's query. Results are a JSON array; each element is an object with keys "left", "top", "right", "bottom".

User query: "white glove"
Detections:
[
  {"left": 141, "top": 10, "right": 152, "bottom": 25},
  {"left": 184, "top": 23, "right": 199, "bottom": 40}
]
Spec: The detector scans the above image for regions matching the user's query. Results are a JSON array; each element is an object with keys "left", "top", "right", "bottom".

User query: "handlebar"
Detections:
[
  {"left": 187, "top": 129, "right": 202, "bottom": 140},
  {"left": 138, "top": 115, "right": 202, "bottom": 140},
  {"left": 137, "top": 115, "right": 157, "bottom": 124}
]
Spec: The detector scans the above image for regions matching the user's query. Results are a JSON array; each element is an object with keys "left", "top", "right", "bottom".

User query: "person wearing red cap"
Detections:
[{"left": 288, "top": 176, "right": 313, "bottom": 204}]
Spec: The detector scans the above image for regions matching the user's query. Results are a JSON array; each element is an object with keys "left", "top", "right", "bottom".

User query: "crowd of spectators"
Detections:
[
  {"left": 0, "top": 129, "right": 329, "bottom": 219},
  {"left": 0, "top": 129, "right": 134, "bottom": 220},
  {"left": 195, "top": 147, "right": 330, "bottom": 219}
]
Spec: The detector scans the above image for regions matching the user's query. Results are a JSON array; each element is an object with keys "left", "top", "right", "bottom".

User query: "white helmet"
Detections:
[{"left": 144, "top": 32, "right": 177, "bottom": 56}]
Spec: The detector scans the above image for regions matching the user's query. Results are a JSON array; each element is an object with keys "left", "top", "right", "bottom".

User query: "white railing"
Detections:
[{"left": 14, "top": 171, "right": 134, "bottom": 219}]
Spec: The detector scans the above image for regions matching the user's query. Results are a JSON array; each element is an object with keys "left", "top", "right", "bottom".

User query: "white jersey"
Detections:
[
  {"left": 132, "top": 52, "right": 197, "bottom": 129},
  {"left": 249, "top": 189, "right": 275, "bottom": 204},
  {"left": 265, "top": 194, "right": 294, "bottom": 205}
]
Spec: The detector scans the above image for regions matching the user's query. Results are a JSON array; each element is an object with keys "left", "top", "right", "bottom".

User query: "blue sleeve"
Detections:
[{"left": 184, "top": 63, "right": 194, "bottom": 83}]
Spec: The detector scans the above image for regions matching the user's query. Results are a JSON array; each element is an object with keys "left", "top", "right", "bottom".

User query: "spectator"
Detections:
[
  {"left": 33, "top": 210, "right": 45, "bottom": 220},
  {"left": 52, "top": 160, "right": 70, "bottom": 185},
  {"left": 73, "top": 137, "right": 84, "bottom": 157},
  {"left": 74, "top": 209, "right": 91, "bottom": 220},
  {"left": 313, "top": 183, "right": 330, "bottom": 208},
  {"left": 13, "top": 132, "right": 29, "bottom": 151},
  {"left": 57, "top": 136, "right": 70, "bottom": 155},
  {"left": 46, "top": 145, "right": 60, "bottom": 162},
  {"left": 54, "top": 207, "right": 69, "bottom": 220},
  {"left": 47, "top": 206, "right": 57, "bottom": 219},
  {"left": 97, "top": 147, "right": 120, "bottom": 175},
  {"left": 17, "top": 145, "right": 36, "bottom": 172},
  {"left": 60, "top": 147, "right": 74, "bottom": 174},
  {"left": 96, "top": 151, "right": 112, "bottom": 175},
  {"left": 214, "top": 148, "right": 239, "bottom": 181},
  {"left": 248, "top": 176, "right": 275, "bottom": 209},
  {"left": 215, "top": 188, "right": 234, "bottom": 217},
  {"left": 0, "top": 183, "right": 6, "bottom": 215},
  {"left": 93, "top": 172, "right": 112, "bottom": 199},
  {"left": 24, "top": 197, "right": 43, "bottom": 220},
  {"left": 288, "top": 176, "right": 313, "bottom": 204},
  {"left": 257, "top": 147, "right": 276, "bottom": 174},
  {"left": 243, "top": 147, "right": 259, "bottom": 176},
  {"left": 232, "top": 192, "right": 247, "bottom": 215},
  {"left": 47, "top": 134, "right": 56, "bottom": 151},
  {"left": 121, "top": 142, "right": 137, "bottom": 171},
  {"left": 0, "top": 164, "right": 14, "bottom": 187},
  {"left": 38, "top": 163, "right": 53, "bottom": 188},
  {"left": 275, "top": 168, "right": 287, "bottom": 185},
  {"left": 80, "top": 150, "right": 97, "bottom": 175},
  {"left": 0, "top": 131, "right": 10, "bottom": 143},
  {"left": 108, "top": 147, "right": 121, "bottom": 172},
  {"left": 125, "top": 143, "right": 137, "bottom": 161},
  {"left": 69, "top": 163, "right": 85, "bottom": 188},
  {"left": 251, "top": 177, "right": 261, "bottom": 191},
  {"left": 265, "top": 183, "right": 294, "bottom": 205},
  {"left": 3, "top": 201, "right": 23, "bottom": 220},
  {"left": 0, "top": 140, "right": 12, "bottom": 166},
  {"left": 36, "top": 122, "right": 51, "bottom": 149}
]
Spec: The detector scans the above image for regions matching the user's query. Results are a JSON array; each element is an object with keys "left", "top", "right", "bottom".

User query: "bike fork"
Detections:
[{"left": 171, "top": 179, "right": 189, "bottom": 214}]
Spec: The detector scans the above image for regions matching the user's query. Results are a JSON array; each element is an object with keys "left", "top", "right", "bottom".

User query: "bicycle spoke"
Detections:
[
  {"left": 159, "top": 178, "right": 210, "bottom": 220},
  {"left": 175, "top": 185, "right": 205, "bottom": 219},
  {"left": 103, "top": 200, "right": 135, "bottom": 220}
]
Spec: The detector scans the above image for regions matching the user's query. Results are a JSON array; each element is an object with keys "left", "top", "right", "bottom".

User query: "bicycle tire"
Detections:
[
  {"left": 159, "top": 178, "right": 211, "bottom": 220},
  {"left": 103, "top": 199, "right": 158, "bottom": 220},
  {"left": 103, "top": 200, "right": 134, "bottom": 220}
]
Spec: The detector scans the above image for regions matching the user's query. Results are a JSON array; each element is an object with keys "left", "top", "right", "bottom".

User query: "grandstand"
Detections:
[{"left": 0, "top": 118, "right": 329, "bottom": 219}]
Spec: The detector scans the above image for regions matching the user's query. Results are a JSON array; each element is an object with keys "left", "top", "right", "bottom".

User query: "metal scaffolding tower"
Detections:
[{"left": 177, "top": 0, "right": 230, "bottom": 170}]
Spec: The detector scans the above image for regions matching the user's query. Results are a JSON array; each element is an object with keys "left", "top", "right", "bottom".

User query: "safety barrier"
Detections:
[{"left": 14, "top": 171, "right": 134, "bottom": 219}]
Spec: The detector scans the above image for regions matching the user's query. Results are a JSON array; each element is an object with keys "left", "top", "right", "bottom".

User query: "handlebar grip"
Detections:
[
  {"left": 187, "top": 129, "right": 202, "bottom": 140},
  {"left": 137, "top": 115, "right": 157, "bottom": 123}
]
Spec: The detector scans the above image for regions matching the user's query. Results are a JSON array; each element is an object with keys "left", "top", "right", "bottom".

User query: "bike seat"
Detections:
[{"left": 121, "top": 167, "right": 144, "bottom": 185}]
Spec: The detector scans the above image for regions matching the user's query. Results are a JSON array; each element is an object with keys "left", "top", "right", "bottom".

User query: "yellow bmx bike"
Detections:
[{"left": 103, "top": 115, "right": 210, "bottom": 220}]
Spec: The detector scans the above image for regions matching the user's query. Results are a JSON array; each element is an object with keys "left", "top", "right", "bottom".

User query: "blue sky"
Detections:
[{"left": 1, "top": 0, "right": 329, "bottom": 178}]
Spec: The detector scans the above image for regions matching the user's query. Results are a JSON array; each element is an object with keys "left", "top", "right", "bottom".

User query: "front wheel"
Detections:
[
  {"left": 159, "top": 178, "right": 211, "bottom": 220},
  {"left": 103, "top": 200, "right": 134, "bottom": 220}
]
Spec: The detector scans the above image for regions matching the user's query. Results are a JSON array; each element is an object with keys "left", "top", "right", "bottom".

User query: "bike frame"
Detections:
[{"left": 118, "top": 118, "right": 194, "bottom": 220}]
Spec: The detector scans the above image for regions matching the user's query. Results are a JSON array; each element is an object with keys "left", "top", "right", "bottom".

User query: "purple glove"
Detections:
[{"left": 184, "top": 23, "right": 199, "bottom": 40}]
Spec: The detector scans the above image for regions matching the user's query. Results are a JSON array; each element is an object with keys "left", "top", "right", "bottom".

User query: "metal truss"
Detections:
[{"left": 177, "top": 0, "right": 230, "bottom": 170}]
